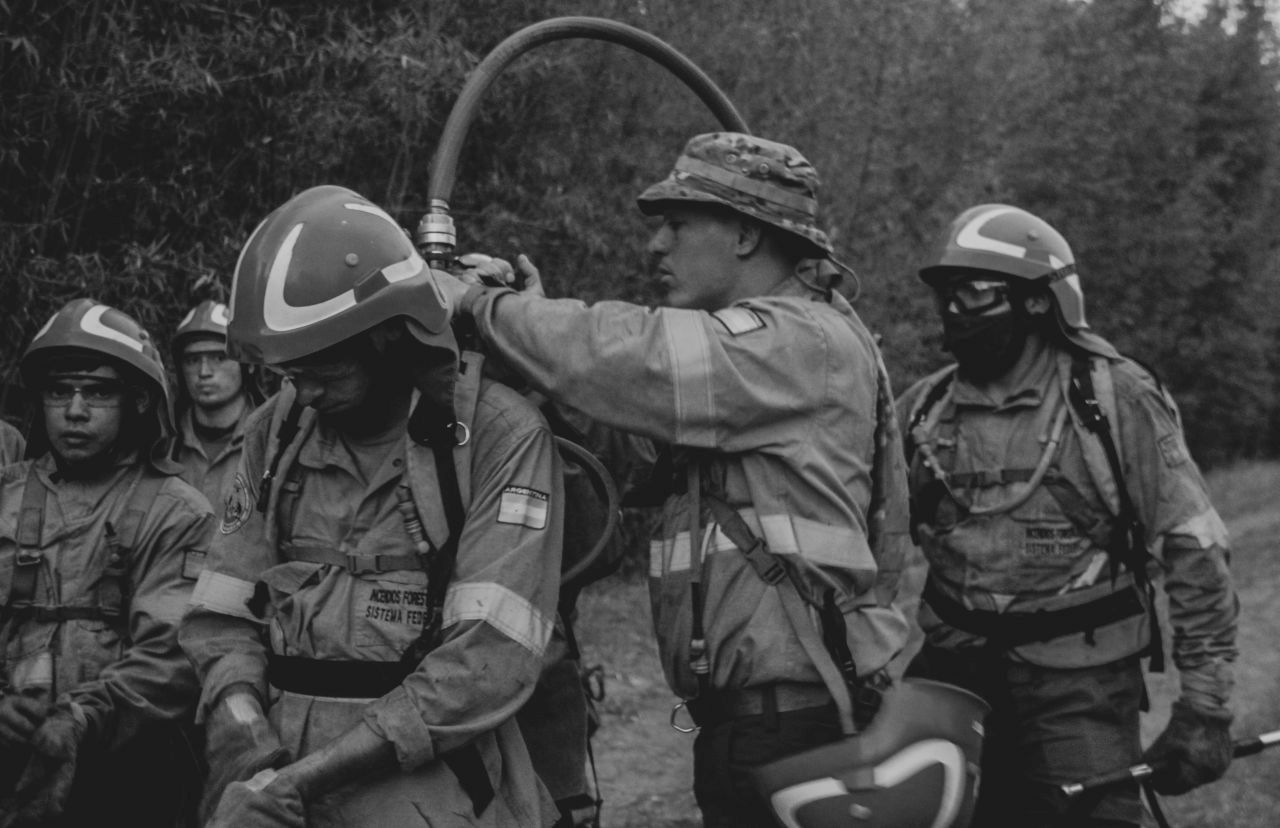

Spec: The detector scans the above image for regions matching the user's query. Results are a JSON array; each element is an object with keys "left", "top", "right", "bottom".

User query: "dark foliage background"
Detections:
[{"left": 3, "top": 0, "right": 1279, "bottom": 466}]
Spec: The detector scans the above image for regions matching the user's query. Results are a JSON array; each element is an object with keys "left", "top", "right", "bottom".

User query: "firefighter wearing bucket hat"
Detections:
[
  {"left": 171, "top": 299, "right": 264, "bottom": 510},
  {"left": 898, "top": 204, "right": 1239, "bottom": 825},
  {"left": 0, "top": 299, "right": 210, "bottom": 825},
  {"left": 433, "top": 131, "right": 914, "bottom": 828},
  {"left": 179, "top": 185, "right": 565, "bottom": 827}
]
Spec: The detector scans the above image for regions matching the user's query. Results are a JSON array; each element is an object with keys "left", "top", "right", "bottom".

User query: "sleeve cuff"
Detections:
[
  {"left": 363, "top": 684, "right": 436, "bottom": 770},
  {"left": 200, "top": 651, "right": 269, "bottom": 722}
]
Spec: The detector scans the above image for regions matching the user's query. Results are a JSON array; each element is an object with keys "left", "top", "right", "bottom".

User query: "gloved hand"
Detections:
[
  {"left": 1142, "top": 699, "right": 1234, "bottom": 795},
  {"left": 207, "top": 768, "right": 305, "bottom": 828},
  {"left": 0, "top": 693, "right": 50, "bottom": 747},
  {"left": 0, "top": 702, "right": 87, "bottom": 825},
  {"left": 201, "top": 688, "right": 292, "bottom": 824}
]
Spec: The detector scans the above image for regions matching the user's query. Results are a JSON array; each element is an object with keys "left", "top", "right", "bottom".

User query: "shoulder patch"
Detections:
[
  {"left": 711, "top": 307, "right": 765, "bottom": 336},
  {"left": 219, "top": 472, "right": 254, "bottom": 535},
  {"left": 498, "top": 486, "right": 548, "bottom": 530}
]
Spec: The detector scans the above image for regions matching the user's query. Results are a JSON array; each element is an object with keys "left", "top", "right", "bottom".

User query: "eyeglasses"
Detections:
[
  {"left": 941, "top": 279, "right": 1011, "bottom": 316},
  {"left": 182, "top": 350, "right": 233, "bottom": 369},
  {"left": 41, "top": 380, "right": 127, "bottom": 408},
  {"left": 264, "top": 358, "right": 357, "bottom": 385}
]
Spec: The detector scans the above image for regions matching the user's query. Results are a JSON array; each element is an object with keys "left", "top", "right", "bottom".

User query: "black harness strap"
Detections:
[
  {"left": 1067, "top": 357, "right": 1165, "bottom": 672},
  {"left": 5, "top": 467, "right": 160, "bottom": 629},
  {"left": 702, "top": 494, "right": 861, "bottom": 704},
  {"left": 403, "top": 401, "right": 493, "bottom": 817},
  {"left": 922, "top": 576, "right": 1146, "bottom": 648},
  {"left": 8, "top": 470, "right": 47, "bottom": 610}
]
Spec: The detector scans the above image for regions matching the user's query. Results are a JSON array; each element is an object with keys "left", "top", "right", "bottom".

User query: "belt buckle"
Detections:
[
  {"left": 16, "top": 549, "right": 41, "bottom": 567},
  {"left": 346, "top": 552, "right": 377, "bottom": 574}
]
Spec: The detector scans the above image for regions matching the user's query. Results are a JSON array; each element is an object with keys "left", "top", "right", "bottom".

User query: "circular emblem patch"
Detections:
[{"left": 219, "top": 472, "right": 254, "bottom": 535}]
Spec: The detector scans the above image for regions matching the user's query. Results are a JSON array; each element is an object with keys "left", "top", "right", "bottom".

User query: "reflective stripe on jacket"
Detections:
[
  {"left": 466, "top": 276, "right": 911, "bottom": 698},
  {"left": 0, "top": 453, "right": 209, "bottom": 748},
  {"left": 181, "top": 378, "right": 564, "bottom": 826},
  {"left": 899, "top": 342, "right": 1237, "bottom": 702}
]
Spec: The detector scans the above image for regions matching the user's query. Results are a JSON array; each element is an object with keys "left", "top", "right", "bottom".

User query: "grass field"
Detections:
[{"left": 575, "top": 461, "right": 1280, "bottom": 827}]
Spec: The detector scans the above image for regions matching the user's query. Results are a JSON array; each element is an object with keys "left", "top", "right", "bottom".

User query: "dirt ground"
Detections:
[{"left": 573, "top": 462, "right": 1280, "bottom": 828}]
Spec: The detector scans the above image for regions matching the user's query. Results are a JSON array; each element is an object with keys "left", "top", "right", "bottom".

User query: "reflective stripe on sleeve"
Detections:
[
  {"left": 1169, "top": 509, "right": 1230, "bottom": 549},
  {"left": 651, "top": 509, "right": 877, "bottom": 577},
  {"left": 443, "top": 582, "right": 552, "bottom": 656},
  {"left": 189, "top": 570, "right": 260, "bottom": 621},
  {"left": 661, "top": 311, "right": 716, "bottom": 446}
]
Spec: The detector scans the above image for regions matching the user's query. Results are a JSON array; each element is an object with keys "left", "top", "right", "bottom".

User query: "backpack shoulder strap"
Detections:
[
  {"left": 1059, "top": 353, "right": 1122, "bottom": 516},
  {"left": 904, "top": 364, "right": 958, "bottom": 463}
]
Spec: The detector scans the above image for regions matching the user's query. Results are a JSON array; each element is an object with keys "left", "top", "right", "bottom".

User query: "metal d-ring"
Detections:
[{"left": 670, "top": 701, "right": 697, "bottom": 733}]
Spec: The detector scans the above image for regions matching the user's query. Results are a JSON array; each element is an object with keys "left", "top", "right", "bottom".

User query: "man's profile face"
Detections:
[
  {"left": 181, "top": 337, "right": 243, "bottom": 410},
  {"left": 646, "top": 204, "right": 741, "bottom": 311},
  {"left": 40, "top": 364, "right": 130, "bottom": 466}
]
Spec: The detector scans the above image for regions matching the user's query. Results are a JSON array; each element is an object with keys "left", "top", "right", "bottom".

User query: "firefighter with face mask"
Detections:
[
  {"left": 431, "top": 132, "right": 914, "bottom": 828},
  {"left": 0, "top": 299, "right": 210, "bottom": 825},
  {"left": 179, "top": 185, "right": 565, "bottom": 827},
  {"left": 898, "top": 204, "right": 1240, "bottom": 826},
  {"left": 171, "top": 299, "right": 264, "bottom": 509}
]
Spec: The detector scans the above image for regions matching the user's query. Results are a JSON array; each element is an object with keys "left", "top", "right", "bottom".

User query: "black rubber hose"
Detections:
[{"left": 427, "top": 15, "right": 749, "bottom": 207}]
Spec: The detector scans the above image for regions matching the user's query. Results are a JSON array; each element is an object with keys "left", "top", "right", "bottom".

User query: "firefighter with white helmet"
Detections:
[
  {"left": 898, "top": 204, "right": 1240, "bottom": 825},
  {"left": 171, "top": 299, "right": 263, "bottom": 509},
  {"left": 179, "top": 185, "right": 564, "bottom": 827},
  {"left": 0, "top": 298, "right": 210, "bottom": 824},
  {"left": 432, "top": 132, "right": 917, "bottom": 828}
]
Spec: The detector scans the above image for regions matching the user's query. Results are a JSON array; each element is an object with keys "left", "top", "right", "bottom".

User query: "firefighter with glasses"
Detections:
[
  {"left": 898, "top": 204, "right": 1240, "bottom": 826},
  {"left": 180, "top": 185, "right": 565, "bottom": 827},
  {"left": 0, "top": 298, "right": 210, "bottom": 825}
]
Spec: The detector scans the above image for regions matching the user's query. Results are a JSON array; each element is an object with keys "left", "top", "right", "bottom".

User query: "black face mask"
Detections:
[{"left": 942, "top": 308, "right": 1030, "bottom": 383}]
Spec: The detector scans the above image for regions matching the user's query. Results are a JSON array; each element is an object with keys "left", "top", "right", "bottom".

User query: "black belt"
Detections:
[
  {"left": 686, "top": 682, "right": 832, "bottom": 729},
  {"left": 2, "top": 604, "right": 121, "bottom": 623},
  {"left": 267, "top": 655, "right": 410, "bottom": 699},
  {"left": 265, "top": 654, "right": 494, "bottom": 816},
  {"left": 922, "top": 576, "right": 1145, "bottom": 648}
]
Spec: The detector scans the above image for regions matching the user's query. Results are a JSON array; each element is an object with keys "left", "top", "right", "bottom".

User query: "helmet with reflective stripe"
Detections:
[
  {"left": 173, "top": 299, "right": 230, "bottom": 352},
  {"left": 22, "top": 298, "right": 178, "bottom": 469},
  {"left": 750, "top": 679, "right": 989, "bottom": 828},
  {"left": 228, "top": 185, "right": 454, "bottom": 366},
  {"left": 919, "top": 204, "right": 1115, "bottom": 357}
]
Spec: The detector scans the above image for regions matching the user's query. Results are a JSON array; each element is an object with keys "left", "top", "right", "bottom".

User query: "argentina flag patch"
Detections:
[
  {"left": 711, "top": 307, "right": 765, "bottom": 336},
  {"left": 498, "top": 486, "right": 549, "bottom": 529}
]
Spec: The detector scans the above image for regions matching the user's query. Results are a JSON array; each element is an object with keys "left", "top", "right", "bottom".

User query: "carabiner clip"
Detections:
[{"left": 670, "top": 701, "right": 697, "bottom": 734}]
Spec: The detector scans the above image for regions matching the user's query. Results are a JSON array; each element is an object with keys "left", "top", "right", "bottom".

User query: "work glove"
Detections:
[
  {"left": 207, "top": 768, "right": 305, "bottom": 828},
  {"left": 201, "top": 688, "right": 292, "bottom": 824},
  {"left": 0, "top": 702, "right": 87, "bottom": 826},
  {"left": 0, "top": 693, "right": 50, "bottom": 748},
  {"left": 1142, "top": 699, "right": 1234, "bottom": 795}
]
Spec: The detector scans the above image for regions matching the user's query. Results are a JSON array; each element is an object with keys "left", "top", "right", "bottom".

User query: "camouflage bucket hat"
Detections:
[{"left": 637, "top": 132, "right": 833, "bottom": 256}]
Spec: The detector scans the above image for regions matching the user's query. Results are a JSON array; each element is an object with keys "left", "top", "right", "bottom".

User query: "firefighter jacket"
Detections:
[
  {"left": 0, "top": 452, "right": 209, "bottom": 747},
  {"left": 173, "top": 405, "right": 250, "bottom": 512},
  {"left": 898, "top": 340, "right": 1238, "bottom": 711},
  {"left": 0, "top": 419, "right": 24, "bottom": 466},
  {"left": 462, "top": 275, "right": 912, "bottom": 699},
  {"left": 181, "top": 378, "right": 564, "bottom": 827}
]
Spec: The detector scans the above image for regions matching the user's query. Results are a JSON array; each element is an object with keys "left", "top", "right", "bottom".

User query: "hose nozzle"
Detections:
[{"left": 415, "top": 199, "right": 457, "bottom": 269}]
